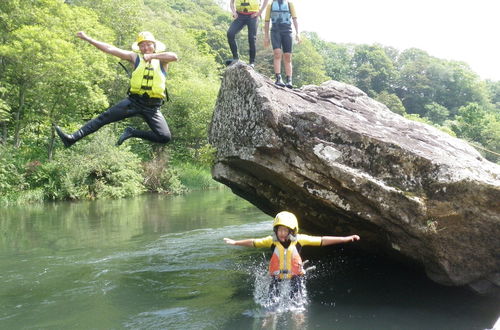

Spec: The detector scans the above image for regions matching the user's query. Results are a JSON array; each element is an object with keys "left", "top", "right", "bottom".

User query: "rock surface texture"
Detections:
[{"left": 209, "top": 63, "right": 500, "bottom": 294}]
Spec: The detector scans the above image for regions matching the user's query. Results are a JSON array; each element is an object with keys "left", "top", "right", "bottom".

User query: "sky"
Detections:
[{"left": 292, "top": 0, "right": 499, "bottom": 81}]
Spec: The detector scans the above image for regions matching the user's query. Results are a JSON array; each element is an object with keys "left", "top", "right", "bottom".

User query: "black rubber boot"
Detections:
[
  {"left": 55, "top": 125, "right": 77, "bottom": 148},
  {"left": 285, "top": 76, "right": 293, "bottom": 89},
  {"left": 55, "top": 118, "right": 98, "bottom": 147},
  {"left": 275, "top": 74, "right": 285, "bottom": 87},
  {"left": 116, "top": 127, "right": 135, "bottom": 146},
  {"left": 225, "top": 58, "right": 238, "bottom": 66}
]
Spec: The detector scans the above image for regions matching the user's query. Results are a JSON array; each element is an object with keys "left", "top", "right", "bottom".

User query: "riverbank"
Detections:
[{"left": 0, "top": 128, "right": 221, "bottom": 206}]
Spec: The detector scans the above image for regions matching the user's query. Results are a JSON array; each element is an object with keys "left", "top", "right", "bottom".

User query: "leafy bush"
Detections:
[
  {"left": 142, "top": 151, "right": 186, "bottom": 194},
  {"left": 29, "top": 128, "right": 145, "bottom": 200},
  {"left": 0, "top": 145, "right": 28, "bottom": 195},
  {"left": 174, "top": 162, "right": 220, "bottom": 190}
]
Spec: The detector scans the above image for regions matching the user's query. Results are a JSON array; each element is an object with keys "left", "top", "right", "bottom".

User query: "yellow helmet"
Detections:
[
  {"left": 131, "top": 31, "right": 166, "bottom": 52},
  {"left": 273, "top": 211, "right": 299, "bottom": 234}
]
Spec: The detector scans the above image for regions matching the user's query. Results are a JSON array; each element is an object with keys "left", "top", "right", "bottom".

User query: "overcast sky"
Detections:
[{"left": 293, "top": 0, "right": 499, "bottom": 81}]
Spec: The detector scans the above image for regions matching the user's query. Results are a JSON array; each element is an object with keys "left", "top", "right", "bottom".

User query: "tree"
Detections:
[
  {"left": 375, "top": 91, "right": 406, "bottom": 115},
  {"left": 350, "top": 44, "right": 397, "bottom": 97},
  {"left": 424, "top": 102, "right": 449, "bottom": 125},
  {"left": 481, "top": 114, "right": 500, "bottom": 162},
  {"left": 0, "top": 3, "right": 114, "bottom": 158},
  {"left": 452, "top": 103, "right": 488, "bottom": 143},
  {"left": 428, "top": 60, "right": 489, "bottom": 117},
  {"left": 306, "top": 32, "right": 353, "bottom": 84},
  {"left": 291, "top": 37, "right": 329, "bottom": 87},
  {"left": 394, "top": 48, "right": 435, "bottom": 116},
  {"left": 485, "top": 80, "right": 500, "bottom": 112}
]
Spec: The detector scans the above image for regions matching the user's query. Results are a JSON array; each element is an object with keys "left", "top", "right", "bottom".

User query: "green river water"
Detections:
[{"left": 0, "top": 189, "right": 498, "bottom": 329}]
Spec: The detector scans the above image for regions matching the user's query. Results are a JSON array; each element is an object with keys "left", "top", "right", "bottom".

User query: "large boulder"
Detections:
[{"left": 209, "top": 63, "right": 500, "bottom": 294}]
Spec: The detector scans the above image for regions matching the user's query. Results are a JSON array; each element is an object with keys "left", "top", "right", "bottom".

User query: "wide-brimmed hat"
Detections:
[{"left": 131, "top": 31, "right": 166, "bottom": 53}]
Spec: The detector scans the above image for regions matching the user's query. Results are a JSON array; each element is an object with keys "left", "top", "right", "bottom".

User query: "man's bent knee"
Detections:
[{"left": 158, "top": 133, "right": 171, "bottom": 144}]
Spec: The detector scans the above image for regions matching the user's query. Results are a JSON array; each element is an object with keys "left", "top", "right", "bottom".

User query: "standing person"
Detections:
[
  {"left": 226, "top": 0, "right": 269, "bottom": 67},
  {"left": 224, "top": 211, "right": 360, "bottom": 299},
  {"left": 55, "top": 31, "right": 178, "bottom": 147},
  {"left": 264, "top": 0, "right": 299, "bottom": 88}
]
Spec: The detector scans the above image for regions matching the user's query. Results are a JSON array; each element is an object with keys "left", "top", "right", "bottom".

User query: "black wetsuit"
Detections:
[{"left": 227, "top": 13, "right": 258, "bottom": 64}]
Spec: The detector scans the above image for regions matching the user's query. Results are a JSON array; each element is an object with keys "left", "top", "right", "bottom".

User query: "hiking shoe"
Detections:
[
  {"left": 285, "top": 76, "right": 293, "bottom": 89},
  {"left": 249, "top": 63, "right": 255, "bottom": 69},
  {"left": 116, "top": 127, "right": 134, "bottom": 146},
  {"left": 275, "top": 76, "right": 285, "bottom": 87}
]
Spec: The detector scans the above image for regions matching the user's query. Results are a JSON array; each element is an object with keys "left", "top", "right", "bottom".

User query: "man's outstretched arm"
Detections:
[{"left": 77, "top": 31, "right": 136, "bottom": 63}]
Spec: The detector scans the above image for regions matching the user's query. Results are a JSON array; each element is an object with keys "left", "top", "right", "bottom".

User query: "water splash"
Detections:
[{"left": 250, "top": 256, "right": 309, "bottom": 313}]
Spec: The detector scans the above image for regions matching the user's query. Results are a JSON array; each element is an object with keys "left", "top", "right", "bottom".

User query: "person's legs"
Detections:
[
  {"left": 227, "top": 16, "right": 246, "bottom": 62},
  {"left": 118, "top": 105, "right": 171, "bottom": 145},
  {"left": 283, "top": 53, "right": 293, "bottom": 87},
  {"left": 269, "top": 277, "right": 280, "bottom": 298},
  {"left": 281, "top": 32, "right": 294, "bottom": 88},
  {"left": 56, "top": 98, "right": 135, "bottom": 147},
  {"left": 270, "top": 30, "right": 285, "bottom": 86},
  {"left": 273, "top": 48, "right": 283, "bottom": 76},
  {"left": 290, "top": 276, "right": 303, "bottom": 299},
  {"left": 283, "top": 53, "right": 292, "bottom": 77},
  {"left": 273, "top": 49, "right": 285, "bottom": 87},
  {"left": 247, "top": 16, "right": 258, "bottom": 65}
]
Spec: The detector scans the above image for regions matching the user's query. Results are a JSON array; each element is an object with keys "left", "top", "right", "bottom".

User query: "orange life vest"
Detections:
[{"left": 269, "top": 240, "right": 304, "bottom": 279}]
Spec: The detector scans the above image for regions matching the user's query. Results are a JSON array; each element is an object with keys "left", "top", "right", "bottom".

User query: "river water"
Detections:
[{"left": 0, "top": 189, "right": 498, "bottom": 329}]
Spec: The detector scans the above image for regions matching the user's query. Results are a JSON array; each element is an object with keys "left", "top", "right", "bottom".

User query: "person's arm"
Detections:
[
  {"left": 76, "top": 31, "right": 136, "bottom": 63},
  {"left": 263, "top": 4, "right": 271, "bottom": 47},
  {"left": 264, "top": 22, "right": 271, "bottom": 48},
  {"left": 229, "top": 0, "right": 238, "bottom": 18},
  {"left": 292, "top": 17, "right": 300, "bottom": 43},
  {"left": 224, "top": 238, "right": 255, "bottom": 247},
  {"left": 321, "top": 235, "right": 360, "bottom": 246},
  {"left": 143, "top": 52, "right": 178, "bottom": 63},
  {"left": 289, "top": 2, "right": 300, "bottom": 43},
  {"left": 252, "top": 0, "right": 269, "bottom": 18}
]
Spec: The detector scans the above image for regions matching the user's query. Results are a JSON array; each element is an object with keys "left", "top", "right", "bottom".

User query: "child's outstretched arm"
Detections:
[
  {"left": 223, "top": 238, "right": 255, "bottom": 247},
  {"left": 321, "top": 235, "right": 360, "bottom": 246}
]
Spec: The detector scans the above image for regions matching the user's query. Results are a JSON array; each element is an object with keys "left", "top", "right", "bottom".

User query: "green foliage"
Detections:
[
  {"left": 403, "top": 113, "right": 435, "bottom": 126},
  {"left": 452, "top": 103, "right": 488, "bottom": 143},
  {"left": 142, "top": 151, "right": 187, "bottom": 195},
  {"left": 305, "top": 32, "right": 353, "bottom": 83},
  {"left": 173, "top": 162, "right": 221, "bottom": 190},
  {"left": 485, "top": 80, "right": 500, "bottom": 111},
  {"left": 2, "top": 0, "right": 500, "bottom": 205},
  {"left": 424, "top": 102, "right": 449, "bottom": 125},
  {"left": 351, "top": 44, "right": 397, "bottom": 97},
  {"left": 394, "top": 49, "right": 490, "bottom": 118},
  {"left": 0, "top": 145, "right": 28, "bottom": 195},
  {"left": 0, "top": 0, "right": 113, "bottom": 156},
  {"left": 481, "top": 114, "right": 500, "bottom": 162},
  {"left": 375, "top": 91, "right": 406, "bottom": 115},
  {"left": 29, "top": 128, "right": 145, "bottom": 200},
  {"left": 292, "top": 37, "right": 329, "bottom": 87},
  {"left": 165, "top": 70, "right": 219, "bottom": 160}
]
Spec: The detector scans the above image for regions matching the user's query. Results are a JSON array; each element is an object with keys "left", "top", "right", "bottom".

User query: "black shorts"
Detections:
[{"left": 271, "top": 28, "right": 293, "bottom": 53}]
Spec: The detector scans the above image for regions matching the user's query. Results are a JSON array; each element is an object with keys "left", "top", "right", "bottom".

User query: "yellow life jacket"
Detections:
[
  {"left": 269, "top": 240, "right": 304, "bottom": 279},
  {"left": 235, "top": 0, "right": 260, "bottom": 13},
  {"left": 129, "top": 56, "right": 166, "bottom": 99}
]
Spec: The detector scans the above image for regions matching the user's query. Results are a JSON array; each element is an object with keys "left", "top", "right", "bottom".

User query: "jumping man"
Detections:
[{"left": 55, "top": 31, "right": 178, "bottom": 147}]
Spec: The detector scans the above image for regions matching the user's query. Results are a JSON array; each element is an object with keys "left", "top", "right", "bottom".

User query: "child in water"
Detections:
[{"left": 223, "top": 211, "right": 360, "bottom": 300}]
